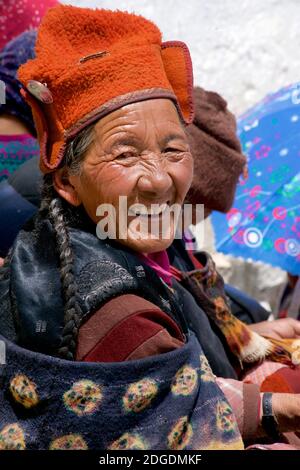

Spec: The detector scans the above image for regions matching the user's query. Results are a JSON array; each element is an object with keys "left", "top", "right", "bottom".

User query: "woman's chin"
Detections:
[
  {"left": 119, "top": 229, "right": 176, "bottom": 253},
  {"left": 136, "top": 238, "right": 174, "bottom": 254}
]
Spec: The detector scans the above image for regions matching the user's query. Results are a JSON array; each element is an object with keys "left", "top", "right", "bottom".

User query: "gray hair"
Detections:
[
  {"left": 39, "top": 122, "right": 96, "bottom": 361},
  {"left": 64, "top": 123, "right": 95, "bottom": 175}
]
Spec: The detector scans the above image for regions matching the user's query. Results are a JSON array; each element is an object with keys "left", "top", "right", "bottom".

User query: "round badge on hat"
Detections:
[{"left": 26, "top": 80, "right": 53, "bottom": 104}]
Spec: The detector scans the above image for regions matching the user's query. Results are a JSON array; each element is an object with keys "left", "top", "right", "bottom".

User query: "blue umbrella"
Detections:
[{"left": 212, "top": 83, "right": 300, "bottom": 275}]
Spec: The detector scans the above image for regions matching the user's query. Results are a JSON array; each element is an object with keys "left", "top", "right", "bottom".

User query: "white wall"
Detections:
[{"left": 62, "top": 0, "right": 300, "bottom": 115}]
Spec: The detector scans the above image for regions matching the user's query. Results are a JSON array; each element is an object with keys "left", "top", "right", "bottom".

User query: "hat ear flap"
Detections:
[
  {"left": 161, "top": 41, "right": 194, "bottom": 125},
  {"left": 20, "top": 88, "right": 65, "bottom": 173}
]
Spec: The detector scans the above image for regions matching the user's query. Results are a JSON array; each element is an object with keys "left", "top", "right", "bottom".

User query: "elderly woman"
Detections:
[
  {"left": 0, "top": 4, "right": 244, "bottom": 451},
  {"left": 0, "top": 28, "right": 49, "bottom": 184},
  {"left": 0, "top": 5, "right": 299, "bottom": 451}
]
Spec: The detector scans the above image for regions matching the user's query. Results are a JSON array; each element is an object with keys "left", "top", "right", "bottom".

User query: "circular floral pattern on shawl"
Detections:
[
  {"left": 167, "top": 416, "right": 193, "bottom": 450},
  {"left": 171, "top": 365, "right": 197, "bottom": 396},
  {"left": 63, "top": 380, "right": 102, "bottom": 416},
  {"left": 49, "top": 434, "right": 88, "bottom": 450},
  {"left": 216, "top": 400, "right": 237, "bottom": 435},
  {"left": 108, "top": 433, "right": 146, "bottom": 450},
  {"left": 9, "top": 374, "right": 39, "bottom": 409},
  {"left": 0, "top": 423, "right": 26, "bottom": 450},
  {"left": 199, "top": 354, "right": 215, "bottom": 382},
  {"left": 123, "top": 378, "right": 158, "bottom": 413}
]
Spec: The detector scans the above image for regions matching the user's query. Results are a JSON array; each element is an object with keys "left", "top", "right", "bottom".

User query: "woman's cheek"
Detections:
[{"left": 177, "top": 155, "right": 194, "bottom": 195}]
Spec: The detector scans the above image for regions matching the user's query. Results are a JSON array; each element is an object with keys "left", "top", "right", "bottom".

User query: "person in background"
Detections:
[
  {"left": 169, "top": 88, "right": 300, "bottom": 430},
  {"left": 173, "top": 86, "right": 270, "bottom": 325},
  {"left": 172, "top": 86, "right": 300, "bottom": 338},
  {"left": 0, "top": 30, "right": 39, "bottom": 182},
  {"left": 0, "top": 1, "right": 57, "bottom": 254},
  {"left": 0, "top": 0, "right": 58, "bottom": 50},
  {"left": 0, "top": 31, "right": 40, "bottom": 257}
]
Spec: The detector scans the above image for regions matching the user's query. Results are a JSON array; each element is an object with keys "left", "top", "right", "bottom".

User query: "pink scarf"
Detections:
[{"left": 139, "top": 251, "right": 172, "bottom": 286}]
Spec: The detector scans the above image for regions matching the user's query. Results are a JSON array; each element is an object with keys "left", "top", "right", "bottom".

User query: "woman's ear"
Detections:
[{"left": 53, "top": 168, "right": 82, "bottom": 207}]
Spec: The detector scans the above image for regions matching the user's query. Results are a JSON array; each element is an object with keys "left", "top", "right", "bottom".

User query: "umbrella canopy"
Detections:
[{"left": 212, "top": 83, "right": 300, "bottom": 275}]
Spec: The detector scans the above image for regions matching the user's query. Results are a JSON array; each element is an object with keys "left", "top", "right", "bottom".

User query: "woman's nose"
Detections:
[{"left": 137, "top": 161, "right": 173, "bottom": 197}]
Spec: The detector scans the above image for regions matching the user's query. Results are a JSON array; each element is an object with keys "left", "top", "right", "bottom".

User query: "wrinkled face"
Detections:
[{"left": 57, "top": 99, "right": 193, "bottom": 253}]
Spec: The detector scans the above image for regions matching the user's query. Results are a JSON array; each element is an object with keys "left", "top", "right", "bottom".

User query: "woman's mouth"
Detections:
[{"left": 128, "top": 202, "right": 170, "bottom": 218}]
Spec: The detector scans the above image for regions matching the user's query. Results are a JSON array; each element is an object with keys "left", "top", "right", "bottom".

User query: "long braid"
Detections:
[
  {"left": 39, "top": 124, "right": 94, "bottom": 360},
  {"left": 41, "top": 175, "right": 83, "bottom": 360}
]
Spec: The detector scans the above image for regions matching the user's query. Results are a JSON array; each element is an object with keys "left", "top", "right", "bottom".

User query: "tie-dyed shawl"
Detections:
[{"left": 0, "top": 333, "right": 243, "bottom": 450}]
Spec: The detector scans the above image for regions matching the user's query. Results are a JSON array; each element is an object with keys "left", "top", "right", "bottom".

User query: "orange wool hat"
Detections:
[{"left": 18, "top": 4, "right": 194, "bottom": 173}]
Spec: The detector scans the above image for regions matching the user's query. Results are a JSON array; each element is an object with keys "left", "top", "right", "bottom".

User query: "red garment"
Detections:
[
  {"left": 76, "top": 294, "right": 184, "bottom": 362},
  {"left": 0, "top": 0, "right": 58, "bottom": 50}
]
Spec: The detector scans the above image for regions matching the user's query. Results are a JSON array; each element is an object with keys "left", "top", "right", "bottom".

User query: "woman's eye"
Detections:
[
  {"left": 164, "top": 147, "right": 182, "bottom": 153},
  {"left": 115, "top": 151, "right": 136, "bottom": 160}
]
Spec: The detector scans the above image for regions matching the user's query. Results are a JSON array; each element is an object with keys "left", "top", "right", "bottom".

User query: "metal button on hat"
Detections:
[{"left": 26, "top": 80, "right": 53, "bottom": 104}]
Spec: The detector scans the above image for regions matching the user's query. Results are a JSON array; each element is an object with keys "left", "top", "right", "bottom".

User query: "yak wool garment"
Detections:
[
  {"left": 0, "top": 333, "right": 243, "bottom": 450},
  {"left": 185, "top": 86, "right": 246, "bottom": 214}
]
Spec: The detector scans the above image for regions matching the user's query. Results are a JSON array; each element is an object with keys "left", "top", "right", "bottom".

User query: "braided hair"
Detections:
[{"left": 39, "top": 124, "right": 95, "bottom": 360}]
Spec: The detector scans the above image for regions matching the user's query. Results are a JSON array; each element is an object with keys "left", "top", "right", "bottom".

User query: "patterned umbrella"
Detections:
[{"left": 212, "top": 83, "right": 300, "bottom": 275}]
